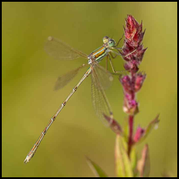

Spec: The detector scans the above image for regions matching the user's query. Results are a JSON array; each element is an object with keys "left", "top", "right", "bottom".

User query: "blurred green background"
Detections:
[{"left": 2, "top": 2, "right": 177, "bottom": 177}]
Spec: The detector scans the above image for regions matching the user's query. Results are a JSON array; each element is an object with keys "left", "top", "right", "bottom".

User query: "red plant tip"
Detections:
[
  {"left": 121, "top": 15, "right": 147, "bottom": 73},
  {"left": 133, "top": 126, "right": 145, "bottom": 143},
  {"left": 124, "top": 15, "right": 144, "bottom": 48},
  {"left": 103, "top": 114, "right": 122, "bottom": 135},
  {"left": 135, "top": 72, "right": 146, "bottom": 92}
]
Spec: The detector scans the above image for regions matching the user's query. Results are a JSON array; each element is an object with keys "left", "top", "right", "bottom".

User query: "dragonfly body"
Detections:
[{"left": 24, "top": 36, "right": 119, "bottom": 163}]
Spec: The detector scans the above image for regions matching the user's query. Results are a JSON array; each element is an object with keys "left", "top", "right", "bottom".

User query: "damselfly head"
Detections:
[{"left": 103, "top": 36, "right": 116, "bottom": 48}]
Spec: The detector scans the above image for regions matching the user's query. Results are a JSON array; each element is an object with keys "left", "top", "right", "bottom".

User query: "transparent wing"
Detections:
[
  {"left": 54, "top": 64, "right": 87, "bottom": 90},
  {"left": 45, "top": 36, "right": 88, "bottom": 60},
  {"left": 93, "top": 64, "right": 113, "bottom": 90},
  {"left": 91, "top": 65, "right": 113, "bottom": 126}
]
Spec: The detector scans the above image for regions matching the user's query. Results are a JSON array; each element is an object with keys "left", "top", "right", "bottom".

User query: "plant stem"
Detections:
[{"left": 128, "top": 115, "right": 134, "bottom": 157}]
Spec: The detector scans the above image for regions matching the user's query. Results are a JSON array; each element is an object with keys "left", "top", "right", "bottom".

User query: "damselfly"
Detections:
[{"left": 24, "top": 36, "right": 123, "bottom": 163}]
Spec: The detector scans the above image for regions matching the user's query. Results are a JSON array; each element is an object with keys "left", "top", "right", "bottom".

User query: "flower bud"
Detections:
[
  {"left": 123, "top": 93, "right": 139, "bottom": 115},
  {"left": 135, "top": 72, "right": 146, "bottom": 92},
  {"left": 103, "top": 114, "right": 122, "bottom": 135},
  {"left": 133, "top": 126, "right": 145, "bottom": 143},
  {"left": 120, "top": 75, "right": 133, "bottom": 94}
]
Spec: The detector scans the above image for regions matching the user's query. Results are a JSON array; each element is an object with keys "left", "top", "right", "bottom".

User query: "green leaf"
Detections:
[
  {"left": 122, "top": 117, "right": 129, "bottom": 143},
  {"left": 86, "top": 156, "right": 108, "bottom": 177},
  {"left": 137, "top": 144, "right": 150, "bottom": 177},
  {"left": 130, "top": 146, "right": 137, "bottom": 173},
  {"left": 136, "top": 114, "right": 160, "bottom": 144},
  {"left": 115, "top": 135, "right": 133, "bottom": 177}
]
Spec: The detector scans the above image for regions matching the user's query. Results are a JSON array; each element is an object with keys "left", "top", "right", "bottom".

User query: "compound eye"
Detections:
[
  {"left": 103, "top": 36, "right": 109, "bottom": 43},
  {"left": 109, "top": 40, "right": 115, "bottom": 47}
]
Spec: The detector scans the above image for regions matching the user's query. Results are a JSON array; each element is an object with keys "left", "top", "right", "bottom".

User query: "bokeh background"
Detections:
[{"left": 2, "top": 2, "right": 177, "bottom": 177}]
